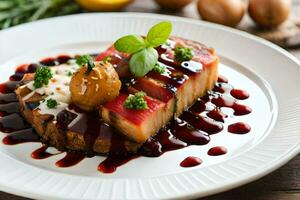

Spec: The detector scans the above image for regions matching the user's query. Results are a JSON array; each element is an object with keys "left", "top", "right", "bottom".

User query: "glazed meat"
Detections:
[
  {"left": 100, "top": 37, "right": 219, "bottom": 143},
  {"left": 15, "top": 36, "right": 218, "bottom": 154}
]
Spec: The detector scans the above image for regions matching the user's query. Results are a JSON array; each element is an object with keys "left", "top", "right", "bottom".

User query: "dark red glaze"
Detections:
[
  {"left": 230, "top": 89, "right": 250, "bottom": 100},
  {"left": 228, "top": 122, "right": 251, "bottom": 134},
  {"left": 181, "top": 111, "right": 223, "bottom": 134},
  {"left": 39, "top": 57, "right": 56, "bottom": 66},
  {"left": 56, "top": 55, "right": 72, "bottom": 64},
  {"left": 55, "top": 151, "right": 86, "bottom": 167},
  {"left": 66, "top": 109, "right": 102, "bottom": 152},
  {"left": 0, "top": 50, "right": 252, "bottom": 172},
  {"left": 207, "top": 109, "right": 227, "bottom": 122},
  {"left": 0, "top": 113, "right": 30, "bottom": 132},
  {"left": 0, "top": 81, "right": 18, "bottom": 94},
  {"left": 2, "top": 128, "right": 39, "bottom": 145},
  {"left": 98, "top": 155, "right": 139, "bottom": 174},
  {"left": 31, "top": 145, "right": 60, "bottom": 159},
  {"left": 180, "top": 156, "right": 202, "bottom": 167},
  {"left": 218, "top": 75, "right": 228, "bottom": 83},
  {"left": 211, "top": 95, "right": 252, "bottom": 116},
  {"left": 207, "top": 146, "right": 227, "bottom": 156}
]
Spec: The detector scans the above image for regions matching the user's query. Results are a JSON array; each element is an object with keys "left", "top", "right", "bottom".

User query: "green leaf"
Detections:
[
  {"left": 146, "top": 21, "right": 172, "bottom": 47},
  {"left": 114, "top": 35, "right": 146, "bottom": 54},
  {"left": 129, "top": 47, "right": 158, "bottom": 77}
]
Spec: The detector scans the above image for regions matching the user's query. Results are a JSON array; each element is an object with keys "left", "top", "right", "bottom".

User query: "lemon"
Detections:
[{"left": 75, "top": 0, "right": 134, "bottom": 11}]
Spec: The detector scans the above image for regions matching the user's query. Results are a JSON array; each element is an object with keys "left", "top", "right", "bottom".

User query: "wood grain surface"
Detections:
[{"left": 0, "top": 0, "right": 299, "bottom": 199}]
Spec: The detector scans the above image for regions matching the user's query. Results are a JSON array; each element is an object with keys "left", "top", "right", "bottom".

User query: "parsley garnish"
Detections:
[
  {"left": 33, "top": 66, "right": 53, "bottom": 88},
  {"left": 46, "top": 98, "right": 58, "bottom": 109},
  {"left": 76, "top": 55, "right": 95, "bottom": 73},
  {"left": 103, "top": 56, "right": 112, "bottom": 64},
  {"left": 152, "top": 63, "right": 165, "bottom": 74},
  {"left": 114, "top": 21, "right": 172, "bottom": 77},
  {"left": 174, "top": 46, "right": 193, "bottom": 62},
  {"left": 67, "top": 71, "right": 73, "bottom": 76},
  {"left": 124, "top": 92, "right": 148, "bottom": 110}
]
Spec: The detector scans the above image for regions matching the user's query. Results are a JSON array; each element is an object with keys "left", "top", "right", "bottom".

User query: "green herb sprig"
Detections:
[
  {"left": 33, "top": 66, "right": 53, "bottom": 88},
  {"left": 114, "top": 21, "right": 172, "bottom": 77},
  {"left": 0, "top": 0, "right": 81, "bottom": 30},
  {"left": 152, "top": 63, "right": 166, "bottom": 74},
  {"left": 124, "top": 91, "right": 148, "bottom": 110},
  {"left": 174, "top": 46, "right": 193, "bottom": 62},
  {"left": 46, "top": 98, "right": 58, "bottom": 109},
  {"left": 76, "top": 55, "right": 95, "bottom": 73}
]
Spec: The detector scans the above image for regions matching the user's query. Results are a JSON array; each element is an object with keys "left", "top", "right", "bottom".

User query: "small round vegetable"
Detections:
[
  {"left": 248, "top": 0, "right": 291, "bottom": 28},
  {"left": 70, "top": 62, "right": 121, "bottom": 111},
  {"left": 75, "top": 0, "right": 134, "bottom": 12},
  {"left": 154, "top": 0, "right": 193, "bottom": 10},
  {"left": 197, "top": 0, "right": 245, "bottom": 27}
]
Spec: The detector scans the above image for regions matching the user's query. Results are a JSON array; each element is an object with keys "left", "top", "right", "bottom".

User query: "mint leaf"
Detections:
[
  {"left": 129, "top": 47, "right": 158, "bottom": 77},
  {"left": 146, "top": 21, "right": 172, "bottom": 47},
  {"left": 114, "top": 35, "right": 146, "bottom": 54}
]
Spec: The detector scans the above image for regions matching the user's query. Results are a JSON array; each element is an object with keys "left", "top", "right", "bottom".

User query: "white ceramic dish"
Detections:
[{"left": 0, "top": 13, "right": 299, "bottom": 200}]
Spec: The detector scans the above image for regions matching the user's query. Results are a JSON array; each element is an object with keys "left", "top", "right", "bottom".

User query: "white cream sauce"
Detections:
[{"left": 25, "top": 61, "right": 79, "bottom": 117}]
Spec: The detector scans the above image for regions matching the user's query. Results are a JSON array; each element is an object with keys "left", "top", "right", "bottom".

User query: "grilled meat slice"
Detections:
[{"left": 99, "top": 37, "right": 219, "bottom": 143}]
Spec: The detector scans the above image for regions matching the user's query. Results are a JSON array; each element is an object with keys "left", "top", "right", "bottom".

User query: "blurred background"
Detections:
[{"left": 0, "top": 0, "right": 299, "bottom": 49}]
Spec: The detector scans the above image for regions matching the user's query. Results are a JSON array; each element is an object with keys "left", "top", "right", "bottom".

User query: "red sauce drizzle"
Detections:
[
  {"left": 2, "top": 128, "right": 39, "bottom": 145},
  {"left": 98, "top": 155, "right": 139, "bottom": 174},
  {"left": 55, "top": 151, "right": 86, "bottom": 168},
  {"left": 180, "top": 156, "right": 202, "bottom": 167},
  {"left": 207, "top": 146, "right": 227, "bottom": 156},
  {"left": 230, "top": 89, "right": 250, "bottom": 100},
  {"left": 0, "top": 53, "right": 252, "bottom": 172},
  {"left": 31, "top": 145, "right": 60, "bottom": 159},
  {"left": 228, "top": 122, "right": 251, "bottom": 134},
  {"left": 218, "top": 75, "right": 228, "bottom": 83}
]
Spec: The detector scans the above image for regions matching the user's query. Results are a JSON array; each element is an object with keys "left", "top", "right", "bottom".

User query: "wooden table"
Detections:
[{"left": 1, "top": 0, "right": 299, "bottom": 199}]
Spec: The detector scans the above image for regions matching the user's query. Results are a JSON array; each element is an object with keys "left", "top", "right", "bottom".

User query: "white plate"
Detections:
[{"left": 0, "top": 13, "right": 299, "bottom": 200}]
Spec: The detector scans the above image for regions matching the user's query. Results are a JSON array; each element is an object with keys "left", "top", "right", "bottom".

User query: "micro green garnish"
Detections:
[
  {"left": 99, "top": 56, "right": 112, "bottom": 66},
  {"left": 76, "top": 55, "right": 95, "bottom": 73},
  {"left": 114, "top": 21, "right": 172, "bottom": 77},
  {"left": 33, "top": 66, "right": 53, "bottom": 88},
  {"left": 174, "top": 46, "right": 193, "bottom": 62},
  {"left": 103, "top": 56, "right": 112, "bottom": 64},
  {"left": 67, "top": 71, "right": 73, "bottom": 76},
  {"left": 164, "top": 41, "right": 171, "bottom": 47},
  {"left": 124, "top": 91, "right": 148, "bottom": 110},
  {"left": 46, "top": 98, "right": 58, "bottom": 109},
  {"left": 152, "top": 63, "right": 166, "bottom": 74}
]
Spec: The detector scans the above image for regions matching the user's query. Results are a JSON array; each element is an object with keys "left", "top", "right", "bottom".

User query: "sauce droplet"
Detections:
[
  {"left": 207, "top": 146, "right": 227, "bottom": 156},
  {"left": 228, "top": 122, "right": 251, "bottom": 134},
  {"left": 180, "top": 156, "right": 202, "bottom": 168},
  {"left": 230, "top": 89, "right": 250, "bottom": 100}
]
